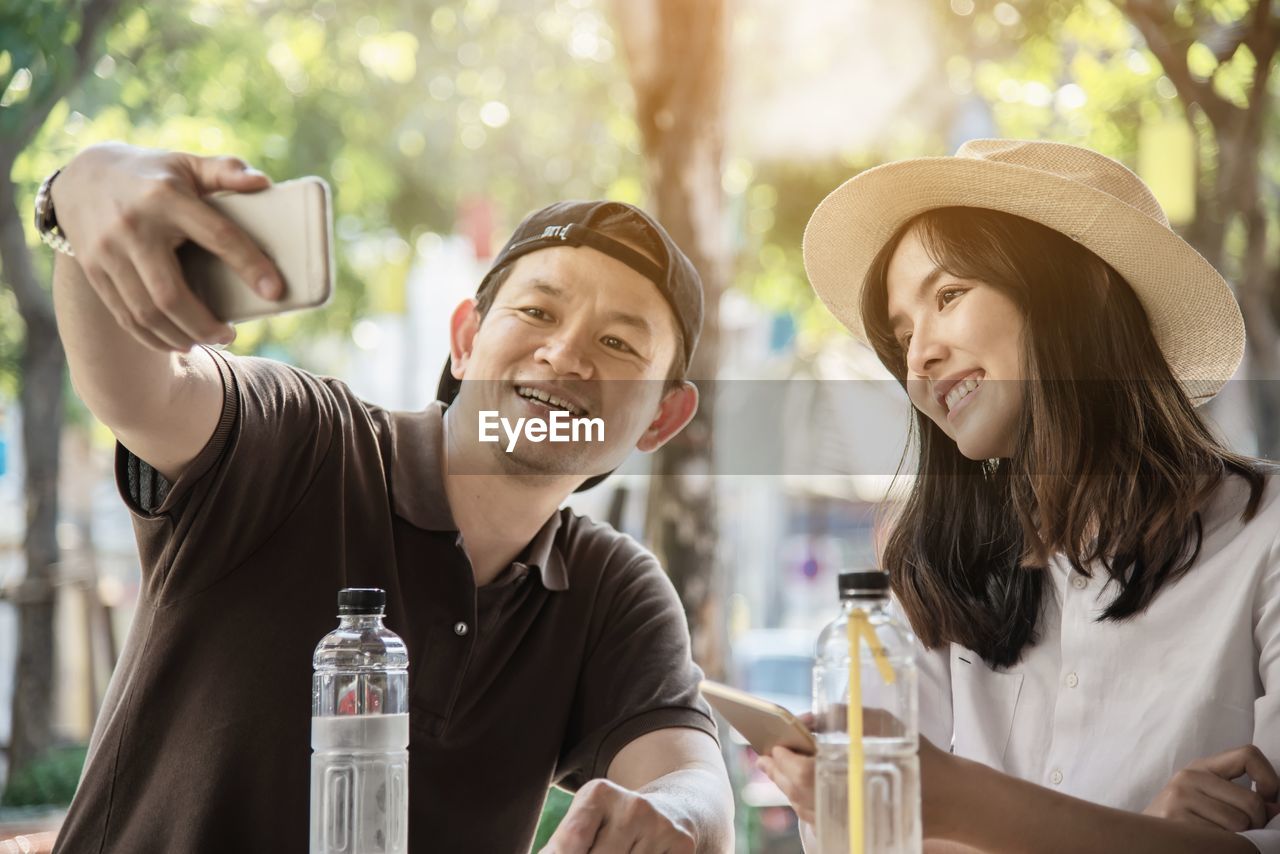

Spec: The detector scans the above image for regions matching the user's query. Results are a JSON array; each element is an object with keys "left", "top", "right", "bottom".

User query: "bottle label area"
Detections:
[{"left": 311, "top": 713, "right": 410, "bottom": 752}]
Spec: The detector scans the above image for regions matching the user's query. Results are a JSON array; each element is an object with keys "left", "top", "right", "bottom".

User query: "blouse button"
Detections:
[
  {"left": 1066, "top": 672, "right": 1079, "bottom": 689},
  {"left": 454, "top": 621, "right": 469, "bottom": 637},
  {"left": 1050, "top": 769, "right": 1064, "bottom": 785},
  {"left": 1071, "top": 575, "right": 1087, "bottom": 590}
]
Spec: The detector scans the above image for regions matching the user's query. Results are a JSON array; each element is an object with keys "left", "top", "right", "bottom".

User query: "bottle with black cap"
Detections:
[
  {"left": 310, "top": 588, "right": 409, "bottom": 854},
  {"left": 811, "top": 571, "right": 920, "bottom": 853}
]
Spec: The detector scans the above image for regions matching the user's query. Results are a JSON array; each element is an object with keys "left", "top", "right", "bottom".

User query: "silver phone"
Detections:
[{"left": 177, "top": 176, "right": 333, "bottom": 323}]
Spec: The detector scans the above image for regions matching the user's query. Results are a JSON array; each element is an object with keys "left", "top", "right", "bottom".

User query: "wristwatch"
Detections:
[{"left": 34, "top": 168, "right": 74, "bottom": 256}]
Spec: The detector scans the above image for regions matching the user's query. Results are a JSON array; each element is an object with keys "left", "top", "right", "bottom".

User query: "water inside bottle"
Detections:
[
  {"left": 310, "top": 714, "right": 409, "bottom": 854},
  {"left": 815, "top": 738, "right": 921, "bottom": 854}
]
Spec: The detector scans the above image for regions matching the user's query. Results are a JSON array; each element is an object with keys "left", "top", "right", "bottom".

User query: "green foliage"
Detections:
[
  {"left": 945, "top": 0, "right": 1165, "bottom": 157},
  {"left": 9, "top": 0, "right": 645, "bottom": 372},
  {"left": 0, "top": 744, "right": 88, "bottom": 807},
  {"left": 735, "top": 158, "right": 887, "bottom": 347},
  {"left": 0, "top": 286, "right": 18, "bottom": 398}
]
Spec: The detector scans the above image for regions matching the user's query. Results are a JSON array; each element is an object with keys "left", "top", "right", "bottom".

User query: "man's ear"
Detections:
[
  {"left": 449, "top": 299, "right": 481, "bottom": 379},
  {"left": 636, "top": 381, "right": 699, "bottom": 453}
]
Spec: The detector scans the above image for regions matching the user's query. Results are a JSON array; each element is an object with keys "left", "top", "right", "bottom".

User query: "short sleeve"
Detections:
[
  {"left": 115, "top": 347, "right": 341, "bottom": 601},
  {"left": 555, "top": 555, "right": 718, "bottom": 791}
]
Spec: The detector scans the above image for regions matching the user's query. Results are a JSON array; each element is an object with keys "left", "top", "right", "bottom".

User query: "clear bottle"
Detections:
[
  {"left": 310, "top": 588, "right": 409, "bottom": 854},
  {"left": 812, "top": 571, "right": 920, "bottom": 854}
]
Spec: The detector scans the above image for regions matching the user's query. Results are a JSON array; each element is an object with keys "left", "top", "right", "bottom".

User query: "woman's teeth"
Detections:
[{"left": 945, "top": 376, "right": 982, "bottom": 411}]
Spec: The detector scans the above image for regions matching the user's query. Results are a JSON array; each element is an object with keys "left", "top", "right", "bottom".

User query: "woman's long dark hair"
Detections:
[{"left": 861, "top": 207, "right": 1264, "bottom": 668}]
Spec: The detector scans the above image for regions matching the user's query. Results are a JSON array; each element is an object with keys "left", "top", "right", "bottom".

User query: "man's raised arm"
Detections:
[{"left": 48, "top": 143, "right": 283, "bottom": 481}]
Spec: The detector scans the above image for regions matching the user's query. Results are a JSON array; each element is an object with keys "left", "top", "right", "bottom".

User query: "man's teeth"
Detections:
[
  {"left": 517, "top": 386, "right": 584, "bottom": 416},
  {"left": 945, "top": 376, "right": 982, "bottom": 411}
]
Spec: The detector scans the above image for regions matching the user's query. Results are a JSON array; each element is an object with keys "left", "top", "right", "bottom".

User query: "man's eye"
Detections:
[
  {"left": 602, "top": 335, "right": 634, "bottom": 354},
  {"left": 522, "top": 307, "right": 550, "bottom": 320}
]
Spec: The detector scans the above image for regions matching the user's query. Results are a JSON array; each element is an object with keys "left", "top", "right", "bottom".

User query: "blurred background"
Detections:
[{"left": 1, "top": 0, "right": 1278, "bottom": 850}]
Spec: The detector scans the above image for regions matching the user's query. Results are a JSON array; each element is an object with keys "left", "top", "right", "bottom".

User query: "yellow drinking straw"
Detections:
[
  {"left": 848, "top": 609, "right": 896, "bottom": 854},
  {"left": 847, "top": 613, "right": 864, "bottom": 854}
]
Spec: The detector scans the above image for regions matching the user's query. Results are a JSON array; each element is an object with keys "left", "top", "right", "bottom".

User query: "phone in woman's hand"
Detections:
[{"left": 700, "top": 679, "right": 817, "bottom": 756}]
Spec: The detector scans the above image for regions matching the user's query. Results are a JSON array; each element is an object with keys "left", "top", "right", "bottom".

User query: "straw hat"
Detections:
[{"left": 802, "top": 139, "right": 1244, "bottom": 404}]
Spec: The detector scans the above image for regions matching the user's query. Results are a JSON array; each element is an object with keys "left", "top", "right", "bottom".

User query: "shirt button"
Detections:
[
  {"left": 453, "top": 621, "right": 469, "bottom": 637},
  {"left": 1050, "top": 769, "right": 1064, "bottom": 785},
  {"left": 1071, "top": 575, "right": 1087, "bottom": 590},
  {"left": 1066, "top": 672, "right": 1079, "bottom": 689}
]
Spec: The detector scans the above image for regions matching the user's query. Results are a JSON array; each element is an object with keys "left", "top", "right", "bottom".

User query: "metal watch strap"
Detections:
[{"left": 34, "top": 168, "right": 74, "bottom": 256}]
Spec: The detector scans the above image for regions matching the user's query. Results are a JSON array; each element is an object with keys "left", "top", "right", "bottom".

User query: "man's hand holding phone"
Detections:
[{"left": 52, "top": 142, "right": 284, "bottom": 352}]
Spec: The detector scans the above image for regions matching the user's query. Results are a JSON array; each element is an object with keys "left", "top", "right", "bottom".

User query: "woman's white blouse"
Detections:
[{"left": 915, "top": 473, "right": 1280, "bottom": 851}]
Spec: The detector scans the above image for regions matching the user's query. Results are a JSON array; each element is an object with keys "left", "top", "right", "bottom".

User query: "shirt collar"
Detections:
[{"left": 388, "top": 402, "right": 569, "bottom": 591}]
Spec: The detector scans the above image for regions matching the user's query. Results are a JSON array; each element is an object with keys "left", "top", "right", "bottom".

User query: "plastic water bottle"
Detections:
[
  {"left": 310, "top": 588, "right": 409, "bottom": 854},
  {"left": 812, "top": 571, "right": 920, "bottom": 854}
]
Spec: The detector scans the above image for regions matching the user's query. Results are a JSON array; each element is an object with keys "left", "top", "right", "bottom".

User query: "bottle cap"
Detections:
[
  {"left": 838, "top": 571, "right": 889, "bottom": 600},
  {"left": 337, "top": 587, "right": 386, "bottom": 615}
]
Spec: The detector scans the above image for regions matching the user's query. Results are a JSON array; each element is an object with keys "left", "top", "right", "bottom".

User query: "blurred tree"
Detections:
[
  {"left": 1122, "top": 0, "right": 1280, "bottom": 452},
  {"left": 935, "top": 0, "right": 1280, "bottom": 453},
  {"left": 614, "top": 0, "right": 728, "bottom": 674},
  {"left": 0, "top": 0, "right": 124, "bottom": 782}
]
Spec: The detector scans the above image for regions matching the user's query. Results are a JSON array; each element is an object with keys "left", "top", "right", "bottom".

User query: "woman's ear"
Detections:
[
  {"left": 636, "top": 381, "right": 699, "bottom": 453},
  {"left": 449, "top": 299, "right": 481, "bottom": 378}
]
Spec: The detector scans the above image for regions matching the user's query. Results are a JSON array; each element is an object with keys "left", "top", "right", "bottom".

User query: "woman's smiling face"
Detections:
[{"left": 885, "top": 226, "right": 1027, "bottom": 460}]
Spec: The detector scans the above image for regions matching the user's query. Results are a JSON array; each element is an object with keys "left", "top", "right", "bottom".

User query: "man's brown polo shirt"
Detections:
[{"left": 53, "top": 348, "right": 717, "bottom": 854}]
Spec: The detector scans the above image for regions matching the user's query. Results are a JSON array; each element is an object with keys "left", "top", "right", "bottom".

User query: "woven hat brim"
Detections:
[{"left": 802, "top": 156, "right": 1244, "bottom": 404}]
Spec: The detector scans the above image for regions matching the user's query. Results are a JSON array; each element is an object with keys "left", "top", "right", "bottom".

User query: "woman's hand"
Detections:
[
  {"left": 53, "top": 142, "right": 282, "bottom": 352},
  {"left": 759, "top": 731, "right": 976, "bottom": 847},
  {"left": 1143, "top": 744, "right": 1280, "bottom": 832},
  {"left": 755, "top": 710, "right": 817, "bottom": 824},
  {"left": 757, "top": 745, "right": 816, "bottom": 825}
]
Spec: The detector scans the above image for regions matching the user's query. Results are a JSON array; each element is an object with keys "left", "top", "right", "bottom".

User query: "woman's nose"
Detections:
[{"left": 905, "top": 324, "right": 947, "bottom": 377}]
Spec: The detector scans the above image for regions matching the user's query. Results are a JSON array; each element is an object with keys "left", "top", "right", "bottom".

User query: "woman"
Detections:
[{"left": 761, "top": 140, "right": 1280, "bottom": 853}]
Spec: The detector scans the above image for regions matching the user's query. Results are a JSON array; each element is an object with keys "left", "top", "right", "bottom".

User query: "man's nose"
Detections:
[{"left": 536, "top": 329, "right": 593, "bottom": 378}]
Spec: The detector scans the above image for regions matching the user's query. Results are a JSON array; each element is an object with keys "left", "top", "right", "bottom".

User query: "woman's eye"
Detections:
[
  {"left": 898, "top": 332, "right": 912, "bottom": 351},
  {"left": 938, "top": 287, "right": 966, "bottom": 307},
  {"left": 602, "top": 335, "right": 635, "bottom": 354}
]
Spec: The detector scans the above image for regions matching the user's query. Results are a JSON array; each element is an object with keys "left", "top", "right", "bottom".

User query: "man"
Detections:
[{"left": 39, "top": 142, "right": 733, "bottom": 852}]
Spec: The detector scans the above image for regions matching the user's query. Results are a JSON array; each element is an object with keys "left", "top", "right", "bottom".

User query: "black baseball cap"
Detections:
[{"left": 435, "top": 200, "right": 704, "bottom": 492}]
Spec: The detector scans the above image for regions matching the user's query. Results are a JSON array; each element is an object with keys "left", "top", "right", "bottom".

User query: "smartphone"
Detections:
[
  {"left": 700, "top": 680, "right": 817, "bottom": 756},
  {"left": 177, "top": 176, "right": 333, "bottom": 323}
]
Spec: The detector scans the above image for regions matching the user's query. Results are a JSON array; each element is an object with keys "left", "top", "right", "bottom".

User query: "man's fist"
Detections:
[{"left": 540, "top": 778, "right": 697, "bottom": 854}]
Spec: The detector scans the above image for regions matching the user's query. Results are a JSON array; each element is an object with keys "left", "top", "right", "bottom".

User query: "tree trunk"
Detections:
[
  {"left": 0, "top": 176, "right": 65, "bottom": 779},
  {"left": 0, "top": 0, "right": 122, "bottom": 785},
  {"left": 613, "top": 0, "right": 729, "bottom": 676}
]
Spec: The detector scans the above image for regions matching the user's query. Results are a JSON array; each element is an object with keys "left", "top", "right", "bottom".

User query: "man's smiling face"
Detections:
[{"left": 448, "top": 243, "right": 694, "bottom": 479}]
